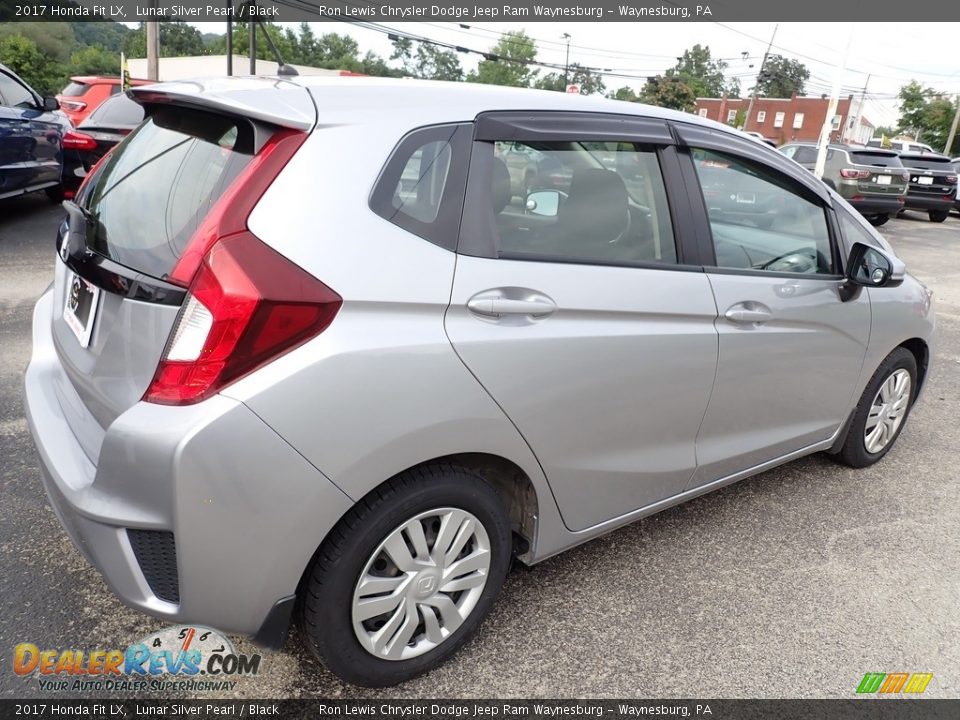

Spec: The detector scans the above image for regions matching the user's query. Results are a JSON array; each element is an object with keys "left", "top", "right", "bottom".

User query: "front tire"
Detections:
[
  {"left": 299, "top": 464, "right": 511, "bottom": 687},
  {"left": 836, "top": 347, "right": 917, "bottom": 468},
  {"left": 867, "top": 214, "right": 889, "bottom": 227},
  {"left": 929, "top": 210, "right": 949, "bottom": 223}
]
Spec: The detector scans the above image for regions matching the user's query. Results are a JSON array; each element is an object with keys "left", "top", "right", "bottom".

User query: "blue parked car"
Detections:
[{"left": 0, "top": 63, "right": 68, "bottom": 202}]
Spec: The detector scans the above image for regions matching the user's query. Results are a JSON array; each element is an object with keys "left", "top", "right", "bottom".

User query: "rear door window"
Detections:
[
  {"left": 77, "top": 106, "right": 255, "bottom": 280},
  {"left": 484, "top": 139, "right": 678, "bottom": 266}
]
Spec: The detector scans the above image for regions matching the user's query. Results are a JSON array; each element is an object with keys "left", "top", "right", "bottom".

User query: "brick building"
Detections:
[{"left": 694, "top": 93, "right": 874, "bottom": 146}]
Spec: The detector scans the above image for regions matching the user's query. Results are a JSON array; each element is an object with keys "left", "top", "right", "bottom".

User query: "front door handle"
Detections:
[
  {"left": 467, "top": 292, "right": 557, "bottom": 318},
  {"left": 724, "top": 302, "right": 772, "bottom": 325}
]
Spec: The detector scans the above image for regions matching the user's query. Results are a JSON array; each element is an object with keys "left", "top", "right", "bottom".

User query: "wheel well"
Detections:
[
  {"left": 420, "top": 453, "right": 539, "bottom": 564},
  {"left": 899, "top": 338, "right": 929, "bottom": 393}
]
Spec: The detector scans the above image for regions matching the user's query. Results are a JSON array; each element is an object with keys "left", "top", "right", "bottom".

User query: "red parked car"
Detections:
[{"left": 56, "top": 76, "right": 151, "bottom": 125}]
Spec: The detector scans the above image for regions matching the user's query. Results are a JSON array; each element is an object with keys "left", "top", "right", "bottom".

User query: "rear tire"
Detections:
[
  {"left": 836, "top": 347, "right": 917, "bottom": 468},
  {"left": 44, "top": 186, "right": 65, "bottom": 204},
  {"left": 299, "top": 464, "right": 511, "bottom": 687},
  {"left": 866, "top": 214, "right": 889, "bottom": 227},
  {"left": 929, "top": 210, "right": 949, "bottom": 223}
]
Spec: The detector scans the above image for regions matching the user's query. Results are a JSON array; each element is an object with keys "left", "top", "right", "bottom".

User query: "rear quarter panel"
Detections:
[{"left": 233, "top": 117, "right": 568, "bottom": 560}]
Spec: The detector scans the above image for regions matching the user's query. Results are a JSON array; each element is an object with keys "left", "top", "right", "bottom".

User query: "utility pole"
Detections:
[
  {"left": 814, "top": 27, "right": 854, "bottom": 178},
  {"left": 944, "top": 95, "right": 960, "bottom": 156},
  {"left": 248, "top": 2, "right": 257, "bottom": 74},
  {"left": 226, "top": 3, "right": 233, "bottom": 76},
  {"left": 743, "top": 23, "right": 778, "bottom": 134},
  {"left": 844, "top": 73, "right": 870, "bottom": 144},
  {"left": 146, "top": 14, "right": 159, "bottom": 81},
  {"left": 562, "top": 33, "right": 571, "bottom": 88}
]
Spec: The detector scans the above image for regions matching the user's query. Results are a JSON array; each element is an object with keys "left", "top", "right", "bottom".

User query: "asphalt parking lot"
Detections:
[{"left": 1, "top": 196, "right": 958, "bottom": 699}]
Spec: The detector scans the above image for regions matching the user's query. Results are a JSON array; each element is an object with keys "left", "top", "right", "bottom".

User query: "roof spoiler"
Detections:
[{"left": 128, "top": 77, "right": 315, "bottom": 132}]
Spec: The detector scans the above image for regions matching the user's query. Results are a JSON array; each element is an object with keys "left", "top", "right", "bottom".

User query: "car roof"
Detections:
[
  {"left": 780, "top": 142, "right": 897, "bottom": 155},
  {"left": 130, "top": 75, "right": 835, "bottom": 205}
]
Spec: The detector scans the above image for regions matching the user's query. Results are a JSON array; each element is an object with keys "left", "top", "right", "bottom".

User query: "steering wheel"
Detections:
[{"left": 761, "top": 249, "right": 819, "bottom": 274}]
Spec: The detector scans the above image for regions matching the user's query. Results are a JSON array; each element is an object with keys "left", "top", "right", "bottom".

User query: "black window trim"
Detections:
[
  {"left": 457, "top": 110, "right": 705, "bottom": 272},
  {"left": 368, "top": 122, "right": 472, "bottom": 253},
  {"left": 676, "top": 142, "right": 846, "bottom": 281}
]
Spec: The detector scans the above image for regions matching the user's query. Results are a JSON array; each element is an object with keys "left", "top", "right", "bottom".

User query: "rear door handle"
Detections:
[
  {"left": 467, "top": 292, "right": 557, "bottom": 318},
  {"left": 724, "top": 303, "right": 772, "bottom": 325}
]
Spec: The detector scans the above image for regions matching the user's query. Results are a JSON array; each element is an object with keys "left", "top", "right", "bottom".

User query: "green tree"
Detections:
[
  {"left": 0, "top": 22, "right": 73, "bottom": 64},
  {"left": 468, "top": 30, "right": 538, "bottom": 88},
  {"left": 608, "top": 86, "right": 641, "bottom": 103},
  {"left": 124, "top": 21, "right": 207, "bottom": 58},
  {"left": 0, "top": 33, "right": 66, "bottom": 96},
  {"left": 391, "top": 38, "right": 463, "bottom": 81},
  {"left": 664, "top": 44, "right": 739, "bottom": 99},
  {"left": 535, "top": 64, "right": 606, "bottom": 95},
  {"left": 753, "top": 55, "right": 809, "bottom": 97},
  {"left": 69, "top": 45, "right": 120, "bottom": 77},
  {"left": 71, "top": 21, "right": 131, "bottom": 53},
  {"left": 897, "top": 81, "right": 959, "bottom": 153},
  {"left": 640, "top": 76, "right": 696, "bottom": 112}
]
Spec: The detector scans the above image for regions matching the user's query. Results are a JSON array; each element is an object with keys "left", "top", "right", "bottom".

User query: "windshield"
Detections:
[{"left": 76, "top": 106, "right": 254, "bottom": 280}]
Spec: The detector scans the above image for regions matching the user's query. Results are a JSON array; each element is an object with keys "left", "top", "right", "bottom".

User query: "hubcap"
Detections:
[
  {"left": 351, "top": 508, "right": 491, "bottom": 661},
  {"left": 864, "top": 369, "right": 911, "bottom": 454}
]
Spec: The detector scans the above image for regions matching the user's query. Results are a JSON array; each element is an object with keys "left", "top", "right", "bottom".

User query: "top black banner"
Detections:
[{"left": 3, "top": 0, "right": 960, "bottom": 21}]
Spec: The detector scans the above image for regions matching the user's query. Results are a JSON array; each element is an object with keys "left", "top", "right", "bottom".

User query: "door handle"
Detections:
[
  {"left": 724, "top": 303, "right": 772, "bottom": 325},
  {"left": 467, "top": 293, "right": 557, "bottom": 318}
]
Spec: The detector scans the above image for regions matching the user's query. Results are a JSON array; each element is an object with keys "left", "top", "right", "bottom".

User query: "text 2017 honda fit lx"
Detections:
[{"left": 25, "top": 77, "right": 934, "bottom": 687}]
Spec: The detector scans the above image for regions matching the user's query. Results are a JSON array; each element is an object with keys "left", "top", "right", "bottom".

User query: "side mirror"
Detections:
[
  {"left": 42, "top": 97, "right": 59, "bottom": 112},
  {"left": 840, "top": 242, "right": 905, "bottom": 300},
  {"left": 525, "top": 189, "right": 561, "bottom": 217}
]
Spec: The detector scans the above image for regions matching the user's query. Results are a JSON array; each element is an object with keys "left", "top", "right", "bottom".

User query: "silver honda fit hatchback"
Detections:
[{"left": 25, "top": 77, "right": 934, "bottom": 687}]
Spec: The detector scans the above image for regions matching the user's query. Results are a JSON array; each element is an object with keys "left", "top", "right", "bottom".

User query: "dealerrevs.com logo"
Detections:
[{"left": 14, "top": 625, "right": 262, "bottom": 693}]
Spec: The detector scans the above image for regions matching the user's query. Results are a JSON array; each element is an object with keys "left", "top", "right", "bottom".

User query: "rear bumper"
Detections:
[
  {"left": 903, "top": 193, "right": 954, "bottom": 212},
  {"left": 24, "top": 289, "right": 353, "bottom": 640},
  {"left": 846, "top": 195, "right": 904, "bottom": 217}
]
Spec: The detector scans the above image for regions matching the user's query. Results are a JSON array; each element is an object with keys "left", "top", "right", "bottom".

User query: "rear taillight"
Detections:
[
  {"left": 143, "top": 127, "right": 335, "bottom": 406},
  {"left": 840, "top": 168, "right": 870, "bottom": 179},
  {"left": 168, "top": 129, "right": 307, "bottom": 286},
  {"left": 143, "top": 233, "right": 341, "bottom": 406},
  {"left": 946, "top": 175, "right": 958, "bottom": 185},
  {"left": 63, "top": 131, "right": 97, "bottom": 151},
  {"left": 59, "top": 100, "right": 86, "bottom": 112}
]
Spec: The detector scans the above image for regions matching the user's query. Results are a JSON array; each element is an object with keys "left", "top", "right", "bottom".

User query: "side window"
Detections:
[
  {"left": 369, "top": 124, "right": 471, "bottom": 251},
  {"left": 780, "top": 146, "right": 797, "bottom": 159},
  {"left": 690, "top": 148, "right": 834, "bottom": 275},
  {"left": 795, "top": 147, "right": 818, "bottom": 163},
  {"left": 487, "top": 139, "right": 677, "bottom": 267},
  {"left": 0, "top": 71, "right": 36, "bottom": 109}
]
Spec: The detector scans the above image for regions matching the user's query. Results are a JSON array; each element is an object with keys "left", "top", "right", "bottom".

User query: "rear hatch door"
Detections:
[
  {"left": 848, "top": 149, "right": 908, "bottom": 195},
  {"left": 901, "top": 155, "right": 958, "bottom": 198},
  {"left": 49, "top": 81, "right": 315, "bottom": 463}
]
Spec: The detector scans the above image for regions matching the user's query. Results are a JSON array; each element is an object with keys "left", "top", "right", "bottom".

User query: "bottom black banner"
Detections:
[{"left": 2, "top": 700, "right": 959, "bottom": 720}]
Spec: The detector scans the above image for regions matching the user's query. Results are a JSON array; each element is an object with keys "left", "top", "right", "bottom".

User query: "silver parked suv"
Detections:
[{"left": 25, "top": 77, "right": 935, "bottom": 687}]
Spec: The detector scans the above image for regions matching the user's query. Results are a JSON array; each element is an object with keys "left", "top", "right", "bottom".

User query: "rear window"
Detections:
[
  {"left": 900, "top": 156, "right": 953, "bottom": 171},
  {"left": 61, "top": 82, "right": 90, "bottom": 97},
  {"left": 77, "top": 106, "right": 254, "bottom": 280},
  {"left": 85, "top": 94, "right": 144, "bottom": 127},
  {"left": 849, "top": 151, "right": 902, "bottom": 168}
]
